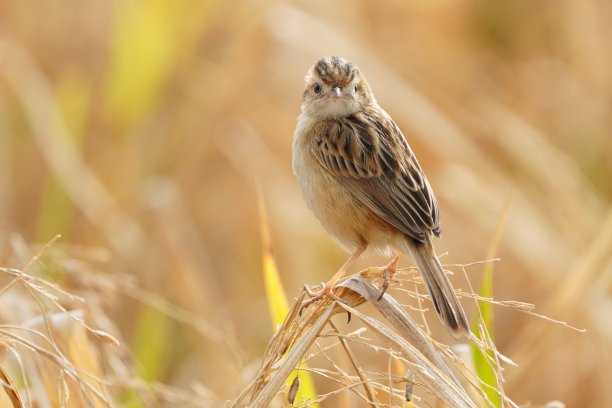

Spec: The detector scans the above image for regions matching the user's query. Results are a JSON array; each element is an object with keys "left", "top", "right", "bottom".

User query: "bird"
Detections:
[{"left": 292, "top": 56, "right": 469, "bottom": 337}]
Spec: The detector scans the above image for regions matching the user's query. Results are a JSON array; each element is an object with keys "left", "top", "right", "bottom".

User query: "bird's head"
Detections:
[{"left": 301, "top": 56, "right": 374, "bottom": 119}]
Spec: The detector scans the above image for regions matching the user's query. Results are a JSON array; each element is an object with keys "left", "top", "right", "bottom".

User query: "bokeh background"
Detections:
[{"left": 1, "top": 0, "right": 611, "bottom": 406}]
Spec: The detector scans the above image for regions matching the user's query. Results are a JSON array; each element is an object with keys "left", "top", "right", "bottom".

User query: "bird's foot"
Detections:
[
  {"left": 299, "top": 281, "right": 345, "bottom": 316},
  {"left": 378, "top": 255, "right": 399, "bottom": 300}
]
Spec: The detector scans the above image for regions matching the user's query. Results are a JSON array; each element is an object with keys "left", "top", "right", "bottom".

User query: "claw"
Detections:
[
  {"left": 298, "top": 299, "right": 311, "bottom": 316},
  {"left": 378, "top": 255, "right": 399, "bottom": 301},
  {"left": 299, "top": 282, "right": 345, "bottom": 315}
]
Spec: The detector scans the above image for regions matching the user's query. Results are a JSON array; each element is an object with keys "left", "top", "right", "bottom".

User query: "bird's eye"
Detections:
[
  {"left": 313, "top": 83, "right": 322, "bottom": 94},
  {"left": 354, "top": 85, "right": 358, "bottom": 92}
]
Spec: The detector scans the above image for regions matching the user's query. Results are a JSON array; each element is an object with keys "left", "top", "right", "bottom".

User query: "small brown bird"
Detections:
[{"left": 292, "top": 56, "right": 469, "bottom": 337}]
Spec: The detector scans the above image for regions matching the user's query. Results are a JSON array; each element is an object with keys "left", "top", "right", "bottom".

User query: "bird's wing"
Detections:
[{"left": 309, "top": 109, "right": 440, "bottom": 242}]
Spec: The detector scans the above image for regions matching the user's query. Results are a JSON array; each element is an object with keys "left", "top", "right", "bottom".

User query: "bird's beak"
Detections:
[{"left": 332, "top": 86, "right": 341, "bottom": 97}]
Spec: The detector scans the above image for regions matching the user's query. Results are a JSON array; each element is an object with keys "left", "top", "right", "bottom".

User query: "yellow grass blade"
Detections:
[
  {"left": 104, "top": 0, "right": 213, "bottom": 129},
  {"left": 105, "top": 0, "right": 174, "bottom": 128},
  {"left": 260, "top": 217, "right": 288, "bottom": 326},
  {"left": 471, "top": 202, "right": 510, "bottom": 408},
  {"left": 256, "top": 184, "right": 318, "bottom": 407}
]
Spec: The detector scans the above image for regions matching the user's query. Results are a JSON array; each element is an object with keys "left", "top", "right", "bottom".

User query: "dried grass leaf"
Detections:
[
  {"left": 0, "top": 366, "right": 22, "bottom": 408},
  {"left": 338, "top": 277, "right": 476, "bottom": 408},
  {"left": 249, "top": 304, "right": 336, "bottom": 408}
]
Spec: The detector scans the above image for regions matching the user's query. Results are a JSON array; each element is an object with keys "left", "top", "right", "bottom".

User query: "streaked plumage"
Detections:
[{"left": 293, "top": 56, "right": 469, "bottom": 337}]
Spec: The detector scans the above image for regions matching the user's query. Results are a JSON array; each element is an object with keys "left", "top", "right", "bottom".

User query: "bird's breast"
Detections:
[{"left": 292, "top": 117, "right": 396, "bottom": 254}]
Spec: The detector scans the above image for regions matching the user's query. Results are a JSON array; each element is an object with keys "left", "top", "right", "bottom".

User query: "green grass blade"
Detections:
[
  {"left": 36, "top": 71, "right": 90, "bottom": 243},
  {"left": 122, "top": 305, "right": 170, "bottom": 407},
  {"left": 471, "top": 203, "right": 509, "bottom": 408}
]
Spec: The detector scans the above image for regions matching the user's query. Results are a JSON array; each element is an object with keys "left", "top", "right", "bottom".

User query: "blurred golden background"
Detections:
[{"left": 0, "top": 0, "right": 611, "bottom": 406}]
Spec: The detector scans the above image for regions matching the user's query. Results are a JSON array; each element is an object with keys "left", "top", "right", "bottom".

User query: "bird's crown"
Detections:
[{"left": 310, "top": 56, "right": 359, "bottom": 88}]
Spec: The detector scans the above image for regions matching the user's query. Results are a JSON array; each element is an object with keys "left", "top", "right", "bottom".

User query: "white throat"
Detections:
[{"left": 303, "top": 98, "right": 359, "bottom": 119}]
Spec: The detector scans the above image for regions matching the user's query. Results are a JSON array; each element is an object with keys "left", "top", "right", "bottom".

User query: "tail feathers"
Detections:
[{"left": 411, "top": 242, "right": 469, "bottom": 338}]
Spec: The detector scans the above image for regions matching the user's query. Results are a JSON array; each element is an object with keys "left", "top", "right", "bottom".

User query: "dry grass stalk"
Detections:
[
  {"left": 0, "top": 365, "right": 22, "bottom": 408},
  {"left": 0, "top": 247, "right": 218, "bottom": 407},
  {"left": 234, "top": 271, "right": 499, "bottom": 408},
  {"left": 235, "top": 257, "right": 581, "bottom": 407}
]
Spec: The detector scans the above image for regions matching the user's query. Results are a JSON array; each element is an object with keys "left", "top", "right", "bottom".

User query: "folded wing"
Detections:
[{"left": 310, "top": 109, "right": 441, "bottom": 243}]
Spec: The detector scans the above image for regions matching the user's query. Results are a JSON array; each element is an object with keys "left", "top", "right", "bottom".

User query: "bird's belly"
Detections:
[{"left": 294, "top": 156, "right": 397, "bottom": 255}]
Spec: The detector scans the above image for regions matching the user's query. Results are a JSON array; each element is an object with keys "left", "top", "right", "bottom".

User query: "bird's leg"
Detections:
[
  {"left": 299, "top": 246, "right": 366, "bottom": 315},
  {"left": 378, "top": 254, "right": 399, "bottom": 300}
]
